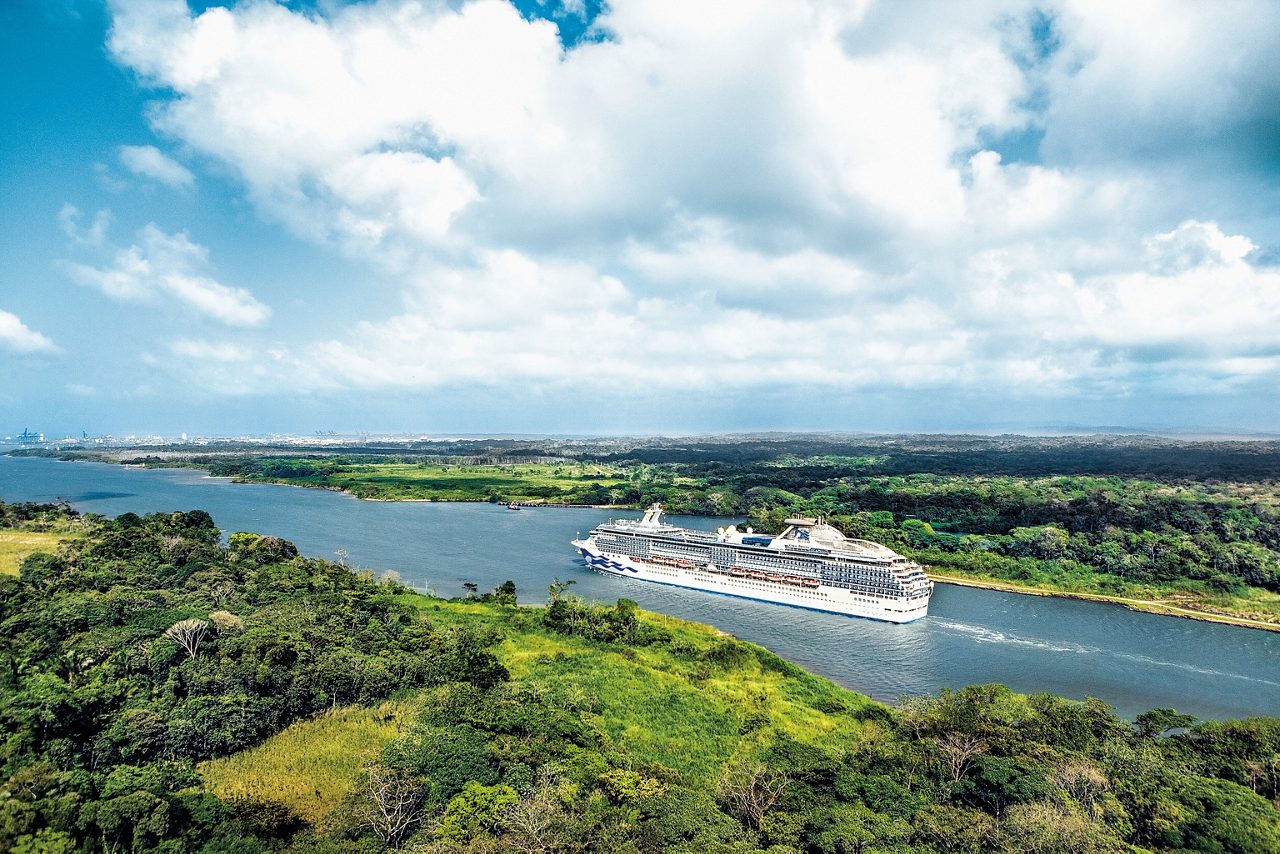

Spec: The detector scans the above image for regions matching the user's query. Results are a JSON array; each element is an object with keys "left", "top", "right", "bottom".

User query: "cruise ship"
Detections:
[{"left": 571, "top": 503, "right": 932, "bottom": 622}]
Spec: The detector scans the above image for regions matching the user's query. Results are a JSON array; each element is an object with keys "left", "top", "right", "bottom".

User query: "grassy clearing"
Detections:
[
  {"left": 203, "top": 595, "right": 883, "bottom": 810},
  {"left": 199, "top": 698, "right": 419, "bottom": 823},
  {"left": 263, "top": 462, "right": 630, "bottom": 502},
  {"left": 0, "top": 530, "right": 66, "bottom": 575},
  {"left": 415, "top": 597, "right": 877, "bottom": 782}
]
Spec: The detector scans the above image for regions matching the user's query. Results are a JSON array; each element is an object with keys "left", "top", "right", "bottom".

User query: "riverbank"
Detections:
[
  {"left": 118, "top": 479, "right": 1280, "bottom": 631},
  {"left": 928, "top": 571, "right": 1280, "bottom": 632},
  {"left": 13, "top": 450, "right": 1280, "bottom": 634}
]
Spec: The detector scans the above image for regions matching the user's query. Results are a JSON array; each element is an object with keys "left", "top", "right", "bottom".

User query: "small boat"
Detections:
[{"left": 506, "top": 502, "right": 521, "bottom": 510}]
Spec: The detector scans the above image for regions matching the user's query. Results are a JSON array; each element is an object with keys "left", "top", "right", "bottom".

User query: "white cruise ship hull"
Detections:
[{"left": 572, "top": 540, "right": 929, "bottom": 623}]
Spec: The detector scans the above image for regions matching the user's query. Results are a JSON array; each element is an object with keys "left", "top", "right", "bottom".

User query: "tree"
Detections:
[
  {"left": 910, "top": 804, "right": 994, "bottom": 853},
  {"left": 954, "top": 756, "right": 1051, "bottom": 815},
  {"left": 163, "top": 619, "right": 209, "bottom": 660},
  {"left": 600, "top": 768, "right": 667, "bottom": 804},
  {"left": 505, "top": 788, "right": 567, "bottom": 854},
  {"left": 357, "top": 762, "right": 425, "bottom": 847},
  {"left": 494, "top": 579, "right": 518, "bottom": 607},
  {"left": 808, "top": 803, "right": 908, "bottom": 854},
  {"left": 208, "top": 610, "right": 243, "bottom": 636},
  {"left": 716, "top": 759, "right": 789, "bottom": 830},
  {"left": 547, "top": 578, "right": 575, "bottom": 604},
  {"left": 208, "top": 580, "right": 235, "bottom": 608},
  {"left": 937, "top": 732, "right": 988, "bottom": 783},
  {"left": 1049, "top": 759, "right": 1110, "bottom": 816},
  {"left": 1134, "top": 708, "right": 1197, "bottom": 739},
  {"left": 1001, "top": 800, "right": 1127, "bottom": 853},
  {"left": 438, "top": 782, "right": 517, "bottom": 842},
  {"left": 384, "top": 724, "right": 497, "bottom": 800}
]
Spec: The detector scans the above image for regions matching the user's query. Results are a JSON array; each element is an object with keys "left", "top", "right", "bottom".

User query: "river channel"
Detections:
[{"left": 2, "top": 455, "right": 1277, "bottom": 720}]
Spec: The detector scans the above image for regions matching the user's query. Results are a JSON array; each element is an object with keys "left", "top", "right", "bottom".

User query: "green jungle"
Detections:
[
  {"left": 39, "top": 434, "right": 1280, "bottom": 628},
  {"left": 2, "top": 501, "right": 1279, "bottom": 852}
]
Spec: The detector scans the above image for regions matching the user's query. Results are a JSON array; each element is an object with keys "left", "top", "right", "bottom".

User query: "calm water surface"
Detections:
[{"left": 2, "top": 455, "right": 1277, "bottom": 721}]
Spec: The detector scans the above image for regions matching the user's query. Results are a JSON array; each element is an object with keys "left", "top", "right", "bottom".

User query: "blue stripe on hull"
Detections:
[{"left": 575, "top": 549, "right": 926, "bottom": 624}]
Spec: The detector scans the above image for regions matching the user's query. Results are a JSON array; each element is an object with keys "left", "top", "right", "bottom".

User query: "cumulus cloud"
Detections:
[
  {"left": 64, "top": 221, "right": 271, "bottom": 326},
  {"left": 58, "top": 204, "right": 111, "bottom": 246},
  {"left": 99, "top": 0, "right": 1280, "bottom": 409},
  {"left": 118, "top": 144, "right": 195, "bottom": 188},
  {"left": 1041, "top": 2, "right": 1280, "bottom": 172},
  {"left": 0, "top": 310, "right": 58, "bottom": 354},
  {"left": 168, "top": 338, "right": 252, "bottom": 362}
]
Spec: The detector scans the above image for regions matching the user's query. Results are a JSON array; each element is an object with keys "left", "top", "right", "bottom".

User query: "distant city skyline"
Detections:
[{"left": 2, "top": 0, "right": 1278, "bottom": 435}]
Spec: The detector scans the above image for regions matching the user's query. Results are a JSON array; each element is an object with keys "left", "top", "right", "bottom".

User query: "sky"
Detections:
[{"left": 1, "top": 0, "right": 1278, "bottom": 437}]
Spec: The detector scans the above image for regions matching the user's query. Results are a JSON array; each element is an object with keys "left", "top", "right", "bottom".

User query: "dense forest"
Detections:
[{"left": 2, "top": 502, "right": 1279, "bottom": 852}]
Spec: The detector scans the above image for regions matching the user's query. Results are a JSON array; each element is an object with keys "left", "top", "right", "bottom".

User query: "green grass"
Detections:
[
  {"left": 246, "top": 462, "right": 631, "bottom": 502},
  {"left": 0, "top": 530, "right": 66, "bottom": 575},
  {"left": 199, "top": 698, "right": 419, "bottom": 823},
  {"left": 202, "top": 596, "right": 883, "bottom": 812},
  {"left": 923, "top": 551, "right": 1280, "bottom": 626}
]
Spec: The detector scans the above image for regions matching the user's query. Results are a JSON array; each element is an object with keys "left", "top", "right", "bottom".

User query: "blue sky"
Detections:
[{"left": 1, "top": 0, "right": 1278, "bottom": 437}]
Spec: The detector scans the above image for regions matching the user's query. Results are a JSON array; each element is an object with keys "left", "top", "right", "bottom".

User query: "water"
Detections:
[{"left": 3, "top": 455, "right": 1277, "bottom": 721}]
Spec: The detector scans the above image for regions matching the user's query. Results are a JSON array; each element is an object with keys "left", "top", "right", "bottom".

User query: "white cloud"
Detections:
[
  {"left": 161, "top": 275, "right": 270, "bottom": 326},
  {"left": 58, "top": 204, "right": 111, "bottom": 246},
  {"left": 100, "top": 0, "right": 1280, "bottom": 408},
  {"left": 1042, "top": 1, "right": 1280, "bottom": 172},
  {"left": 64, "top": 222, "right": 270, "bottom": 326},
  {"left": 118, "top": 144, "right": 195, "bottom": 188},
  {"left": 0, "top": 311, "right": 58, "bottom": 354},
  {"left": 1144, "top": 220, "right": 1256, "bottom": 274},
  {"left": 168, "top": 338, "right": 252, "bottom": 361}
]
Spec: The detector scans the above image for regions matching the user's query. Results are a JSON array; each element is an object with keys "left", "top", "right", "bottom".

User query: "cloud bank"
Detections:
[{"left": 101, "top": 0, "right": 1280, "bottom": 416}]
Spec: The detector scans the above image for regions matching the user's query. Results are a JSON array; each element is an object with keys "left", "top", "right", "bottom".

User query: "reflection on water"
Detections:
[
  {"left": 71, "top": 491, "right": 137, "bottom": 501},
  {"left": 2, "top": 454, "right": 1278, "bottom": 720}
]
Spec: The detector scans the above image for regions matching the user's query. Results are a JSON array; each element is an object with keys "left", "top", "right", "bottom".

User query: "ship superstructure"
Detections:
[{"left": 571, "top": 503, "right": 932, "bottom": 622}]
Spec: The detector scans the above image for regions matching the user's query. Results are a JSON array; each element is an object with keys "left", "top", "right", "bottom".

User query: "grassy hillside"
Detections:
[
  {"left": 198, "top": 601, "right": 876, "bottom": 825},
  {"left": 201, "top": 698, "right": 419, "bottom": 823}
]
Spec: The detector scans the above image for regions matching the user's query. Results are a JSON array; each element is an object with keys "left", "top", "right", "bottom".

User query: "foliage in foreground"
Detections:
[{"left": 1, "top": 502, "right": 1278, "bottom": 852}]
